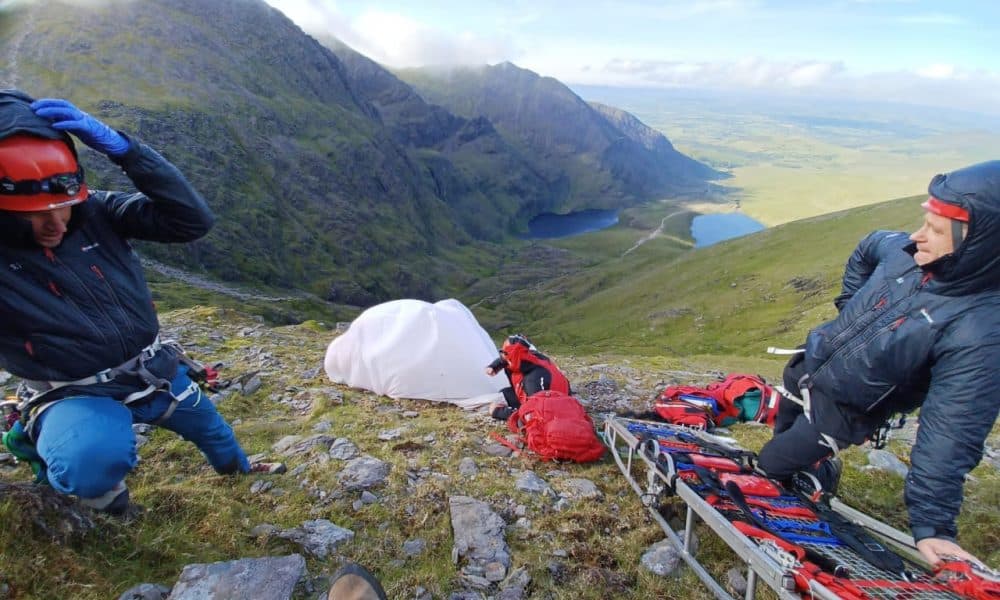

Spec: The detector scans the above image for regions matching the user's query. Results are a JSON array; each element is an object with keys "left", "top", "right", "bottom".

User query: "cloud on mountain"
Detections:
[
  {"left": 263, "top": 1, "right": 516, "bottom": 67},
  {"left": 602, "top": 57, "right": 846, "bottom": 89}
]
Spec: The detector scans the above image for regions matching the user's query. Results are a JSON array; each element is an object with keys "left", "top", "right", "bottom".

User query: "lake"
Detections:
[
  {"left": 691, "top": 213, "right": 766, "bottom": 247},
  {"left": 524, "top": 209, "right": 619, "bottom": 239}
]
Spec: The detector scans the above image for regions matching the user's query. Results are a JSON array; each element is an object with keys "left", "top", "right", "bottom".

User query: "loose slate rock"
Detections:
[
  {"left": 116, "top": 582, "right": 171, "bottom": 600},
  {"left": 515, "top": 471, "right": 552, "bottom": 495},
  {"left": 167, "top": 554, "right": 305, "bottom": 600},
  {"left": 338, "top": 455, "right": 391, "bottom": 490},
  {"left": 867, "top": 449, "right": 909, "bottom": 478},
  {"left": 641, "top": 540, "right": 683, "bottom": 577},
  {"left": 458, "top": 457, "right": 479, "bottom": 477},
  {"left": 329, "top": 438, "right": 360, "bottom": 460},
  {"left": 403, "top": 538, "right": 427, "bottom": 558},
  {"left": 449, "top": 495, "right": 512, "bottom": 578},
  {"left": 556, "top": 478, "right": 602, "bottom": 500},
  {"left": 277, "top": 519, "right": 354, "bottom": 559},
  {"left": 483, "top": 442, "right": 513, "bottom": 457}
]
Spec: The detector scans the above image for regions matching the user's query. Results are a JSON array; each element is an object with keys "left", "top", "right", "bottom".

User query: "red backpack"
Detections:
[
  {"left": 504, "top": 390, "right": 606, "bottom": 462},
  {"left": 655, "top": 374, "right": 779, "bottom": 429}
]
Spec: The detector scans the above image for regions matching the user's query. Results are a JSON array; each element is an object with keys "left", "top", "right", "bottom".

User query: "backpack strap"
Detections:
[{"left": 489, "top": 431, "right": 522, "bottom": 456}]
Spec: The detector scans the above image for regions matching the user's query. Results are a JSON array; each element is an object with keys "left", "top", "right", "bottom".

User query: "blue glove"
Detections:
[{"left": 31, "top": 98, "right": 130, "bottom": 157}]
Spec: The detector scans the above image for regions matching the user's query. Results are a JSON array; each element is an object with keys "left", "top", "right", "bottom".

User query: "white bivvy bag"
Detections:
[{"left": 323, "top": 298, "right": 505, "bottom": 409}]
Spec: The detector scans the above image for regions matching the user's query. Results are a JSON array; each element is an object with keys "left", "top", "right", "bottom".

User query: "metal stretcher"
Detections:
[{"left": 604, "top": 416, "right": 970, "bottom": 600}]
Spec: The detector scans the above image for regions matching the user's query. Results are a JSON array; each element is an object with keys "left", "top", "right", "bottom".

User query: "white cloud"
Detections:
[
  {"left": 601, "top": 57, "right": 846, "bottom": 89},
  {"left": 609, "top": 0, "right": 759, "bottom": 21},
  {"left": 263, "top": 2, "right": 516, "bottom": 68},
  {"left": 916, "top": 63, "right": 956, "bottom": 79},
  {"left": 350, "top": 10, "right": 515, "bottom": 67},
  {"left": 263, "top": 1, "right": 351, "bottom": 37},
  {"left": 843, "top": 69, "right": 1000, "bottom": 115},
  {"left": 786, "top": 62, "right": 843, "bottom": 87},
  {"left": 586, "top": 56, "right": 1000, "bottom": 115}
]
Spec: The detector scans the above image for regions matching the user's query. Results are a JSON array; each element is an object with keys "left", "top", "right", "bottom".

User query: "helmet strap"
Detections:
[{"left": 951, "top": 219, "right": 965, "bottom": 249}]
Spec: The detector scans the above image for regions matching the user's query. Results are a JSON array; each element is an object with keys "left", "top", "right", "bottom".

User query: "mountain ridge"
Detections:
[
  {"left": 0, "top": 0, "right": 721, "bottom": 305},
  {"left": 397, "top": 62, "right": 728, "bottom": 212}
]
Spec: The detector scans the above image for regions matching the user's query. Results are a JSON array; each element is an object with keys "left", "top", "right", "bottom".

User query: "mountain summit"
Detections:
[{"left": 398, "top": 62, "right": 726, "bottom": 209}]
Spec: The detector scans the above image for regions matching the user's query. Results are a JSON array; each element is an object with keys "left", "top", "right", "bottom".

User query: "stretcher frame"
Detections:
[{"left": 604, "top": 416, "right": 960, "bottom": 600}]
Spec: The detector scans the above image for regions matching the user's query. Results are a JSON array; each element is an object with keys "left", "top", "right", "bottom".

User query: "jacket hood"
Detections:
[
  {"left": 0, "top": 89, "right": 78, "bottom": 154},
  {"left": 925, "top": 160, "right": 1000, "bottom": 295}
]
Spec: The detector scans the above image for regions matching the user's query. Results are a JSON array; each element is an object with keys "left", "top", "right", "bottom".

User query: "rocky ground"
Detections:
[{"left": 1, "top": 307, "right": 996, "bottom": 599}]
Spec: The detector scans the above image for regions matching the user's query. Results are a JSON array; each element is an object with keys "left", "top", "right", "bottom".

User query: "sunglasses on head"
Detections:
[{"left": 0, "top": 168, "right": 85, "bottom": 197}]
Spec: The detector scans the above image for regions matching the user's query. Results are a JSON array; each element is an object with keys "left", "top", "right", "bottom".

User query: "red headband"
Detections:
[{"left": 922, "top": 196, "right": 969, "bottom": 222}]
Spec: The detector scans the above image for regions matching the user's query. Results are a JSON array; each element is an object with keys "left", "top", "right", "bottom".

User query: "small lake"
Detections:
[
  {"left": 691, "top": 213, "right": 766, "bottom": 247},
  {"left": 524, "top": 208, "right": 619, "bottom": 239}
]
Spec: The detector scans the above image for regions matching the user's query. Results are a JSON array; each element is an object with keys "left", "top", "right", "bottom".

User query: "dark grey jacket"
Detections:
[
  {"left": 0, "top": 139, "right": 215, "bottom": 391},
  {"left": 802, "top": 160, "right": 1000, "bottom": 542}
]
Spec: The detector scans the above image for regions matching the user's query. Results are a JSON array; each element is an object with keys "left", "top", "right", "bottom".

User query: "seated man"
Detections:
[
  {"left": 757, "top": 160, "right": 1000, "bottom": 567},
  {"left": 485, "top": 334, "right": 571, "bottom": 420}
]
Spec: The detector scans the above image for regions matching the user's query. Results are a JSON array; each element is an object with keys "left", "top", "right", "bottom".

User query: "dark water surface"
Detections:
[
  {"left": 691, "top": 213, "right": 766, "bottom": 247},
  {"left": 524, "top": 209, "right": 619, "bottom": 239}
]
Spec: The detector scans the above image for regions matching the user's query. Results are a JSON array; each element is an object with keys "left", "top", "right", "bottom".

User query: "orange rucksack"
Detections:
[
  {"left": 655, "top": 373, "right": 779, "bottom": 429},
  {"left": 506, "top": 390, "right": 605, "bottom": 462}
]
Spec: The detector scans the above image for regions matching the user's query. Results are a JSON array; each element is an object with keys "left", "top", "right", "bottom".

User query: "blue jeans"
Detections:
[{"left": 33, "top": 366, "right": 250, "bottom": 499}]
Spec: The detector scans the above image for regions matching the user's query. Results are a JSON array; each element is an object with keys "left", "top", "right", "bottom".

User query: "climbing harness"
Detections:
[{"left": 12, "top": 336, "right": 201, "bottom": 440}]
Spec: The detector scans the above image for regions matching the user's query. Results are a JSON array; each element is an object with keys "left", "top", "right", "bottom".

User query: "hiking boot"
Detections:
[
  {"left": 816, "top": 456, "right": 843, "bottom": 497},
  {"left": 790, "top": 457, "right": 842, "bottom": 504},
  {"left": 81, "top": 481, "right": 128, "bottom": 513},
  {"left": 327, "top": 563, "right": 387, "bottom": 600},
  {"left": 491, "top": 405, "right": 515, "bottom": 421},
  {"left": 250, "top": 460, "right": 287, "bottom": 475}
]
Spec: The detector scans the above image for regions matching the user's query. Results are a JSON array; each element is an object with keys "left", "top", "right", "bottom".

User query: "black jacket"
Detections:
[
  {"left": 0, "top": 139, "right": 215, "bottom": 392},
  {"left": 802, "top": 160, "right": 1000, "bottom": 542}
]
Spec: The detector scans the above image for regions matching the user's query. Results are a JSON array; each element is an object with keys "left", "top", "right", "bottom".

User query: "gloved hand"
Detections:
[
  {"left": 1, "top": 421, "right": 48, "bottom": 484},
  {"left": 31, "top": 98, "right": 130, "bottom": 157}
]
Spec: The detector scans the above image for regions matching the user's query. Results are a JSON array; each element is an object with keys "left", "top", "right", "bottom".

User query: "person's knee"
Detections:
[
  {"left": 46, "top": 434, "right": 135, "bottom": 497},
  {"left": 35, "top": 397, "right": 135, "bottom": 498},
  {"left": 755, "top": 442, "right": 783, "bottom": 477}
]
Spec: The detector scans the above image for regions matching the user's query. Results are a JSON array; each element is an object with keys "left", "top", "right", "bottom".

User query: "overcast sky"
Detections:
[{"left": 261, "top": 0, "right": 1000, "bottom": 116}]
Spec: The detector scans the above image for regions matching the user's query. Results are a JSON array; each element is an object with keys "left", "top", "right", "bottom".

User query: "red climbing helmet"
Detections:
[{"left": 0, "top": 134, "right": 88, "bottom": 211}]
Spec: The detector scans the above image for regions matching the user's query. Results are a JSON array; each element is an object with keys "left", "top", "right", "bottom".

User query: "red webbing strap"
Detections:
[
  {"left": 657, "top": 439, "right": 704, "bottom": 452},
  {"left": 803, "top": 567, "right": 870, "bottom": 600},
  {"left": 732, "top": 521, "right": 804, "bottom": 560},
  {"left": 733, "top": 521, "right": 871, "bottom": 599},
  {"left": 853, "top": 579, "right": 953, "bottom": 593},
  {"left": 704, "top": 493, "right": 818, "bottom": 520},
  {"left": 489, "top": 431, "right": 522, "bottom": 456},
  {"left": 934, "top": 560, "right": 1000, "bottom": 600}
]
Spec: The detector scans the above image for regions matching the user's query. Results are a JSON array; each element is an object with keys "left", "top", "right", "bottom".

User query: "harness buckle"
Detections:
[
  {"left": 94, "top": 368, "right": 114, "bottom": 384},
  {"left": 140, "top": 337, "right": 161, "bottom": 360}
]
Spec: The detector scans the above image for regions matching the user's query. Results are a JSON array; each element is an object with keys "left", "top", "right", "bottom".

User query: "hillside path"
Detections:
[
  {"left": 622, "top": 210, "right": 692, "bottom": 257},
  {"left": 142, "top": 258, "right": 308, "bottom": 302},
  {"left": 3, "top": 4, "right": 35, "bottom": 87}
]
